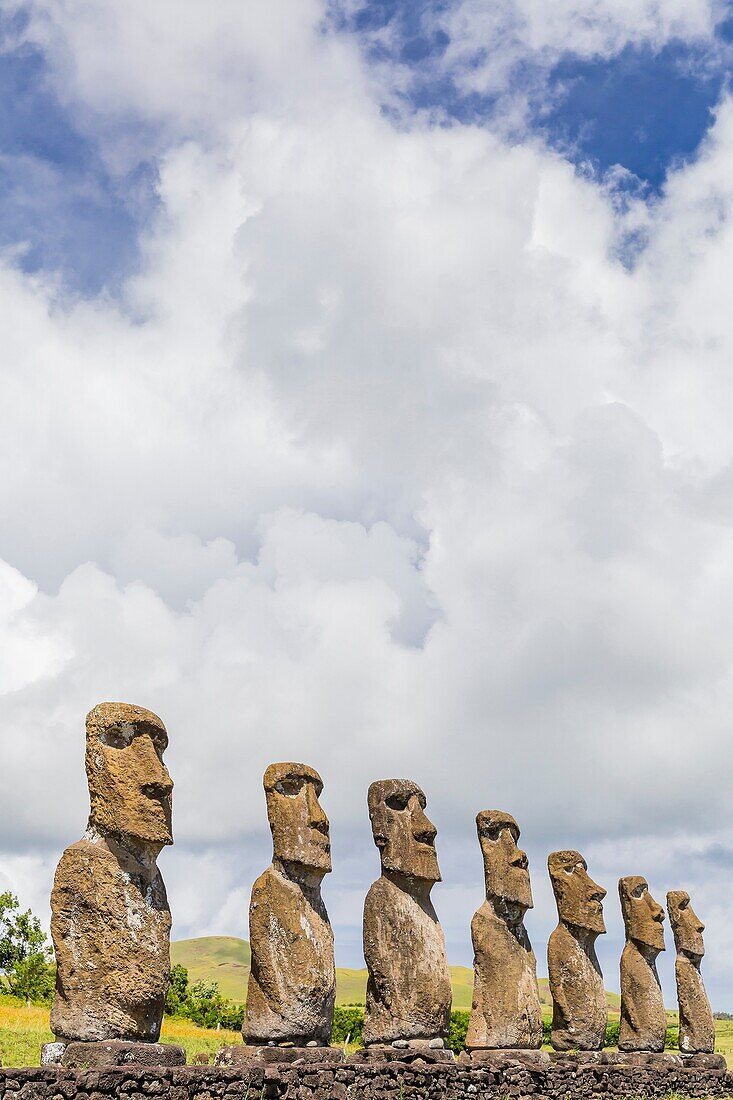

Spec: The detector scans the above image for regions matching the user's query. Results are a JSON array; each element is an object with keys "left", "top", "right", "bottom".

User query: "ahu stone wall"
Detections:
[{"left": 2, "top": 1056, "right": 733, "bottom": 1100}]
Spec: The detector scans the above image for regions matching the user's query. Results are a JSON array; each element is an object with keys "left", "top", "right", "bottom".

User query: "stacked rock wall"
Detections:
[{"left": 1, "top": 1058, "right": 732, "bottom": 1100}]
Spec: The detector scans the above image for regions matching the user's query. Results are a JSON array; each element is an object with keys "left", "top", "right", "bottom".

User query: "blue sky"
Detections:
[
  {"left": 5, "top": 0, "right": 733, "bottom": 1010},
  {"left": 2, "top": 1, "right": 731, "bottom": 292}
]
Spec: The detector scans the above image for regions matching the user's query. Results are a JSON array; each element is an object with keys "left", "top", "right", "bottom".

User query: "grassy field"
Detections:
[
  {"left": 0, "top": 996, "right": 240, "bottom": 1068},
  {"left": 1, "top": 995, "right": 732, "bottom": 1068},
  {"left": 172, "top": 936, "right": 623, "bottom": 1014}
]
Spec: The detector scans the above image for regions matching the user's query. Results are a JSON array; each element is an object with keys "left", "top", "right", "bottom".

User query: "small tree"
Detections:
[
  {"left": 165, "top": 963, "right": 191, "bottom": 1016},
  {"left": 0, "top": 892, "right": 55, "bottom": 1005}
]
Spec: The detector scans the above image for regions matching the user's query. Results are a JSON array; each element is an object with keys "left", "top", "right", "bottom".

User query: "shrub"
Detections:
[
  {"left": 0, "top": 892, "right": 55, "bottom": 1005},
  {"left": 164, "top": 964, "right": 244, "bottom": 1031},
  {"left": 604, "top": 1020, "right": 620, "bottom": 1048},
  {"left": 331, "top": 1005, "right": 364, "bottom": 1046},
  {"left": 447, "top": 1010, "right": 469, "bottom": 1053}
]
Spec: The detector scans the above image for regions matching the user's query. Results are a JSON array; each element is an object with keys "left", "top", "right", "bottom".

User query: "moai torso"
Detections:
[
  {"left": 243, "top": 763, "right": 335, "bottom": 1046},
  {"left": 363, "top": 873, "right": 451, "bottom": 1044},
  {"left": 547, "top": 925, "right": 606, "bottom": 1050},
  {"left": 467, "top": 811, "right": 541, "bottom": 1050},
  {"left": 362, "top": 779, "right": 451, "bottom": 1046},
  {"left": 618, "top": 877, "right": 666, "bottom": 1052},
  {"left": 467, "top": 899, "right": 542, "bottom": 1049},
  {"left": 547, "top": 850, "right": 607, "bottom": 1051},
  {"left": 51, "top": 836, "right": 171, "bottom": 1042},
  {"left": 50, "top": 703, "right": 174, "bottom": 1044},
  {"left": 245, "top": 864, "right": 335, "bottom": 1043},
  {"left": 675, "top": 956, "right": 715, "bottom": 1053},
  {"left": 667, "top": 891, "right": 715, "bottom": 1054}
]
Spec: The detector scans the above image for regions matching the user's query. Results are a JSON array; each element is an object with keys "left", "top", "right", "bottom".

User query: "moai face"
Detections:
[
  {"left": 548, "top": 850, "right": 606, "bottom": 935},
  {"left": 367, "top": 779, "right": 441, "bottom": 883},
  {"left": 667, "top": 891, "right": 705, "bottom": 959},
  {"left": 264, "top": 762, "right": 331, "bottom": 874},
  {"left": 86, "top": 702, "right": 173, "bottom": 846},
  {"left": 477, "top": 810, "right": 532, "bottom": 912},
  {"left": 619, "top": 876, "right": 665, "bottom": 952}
]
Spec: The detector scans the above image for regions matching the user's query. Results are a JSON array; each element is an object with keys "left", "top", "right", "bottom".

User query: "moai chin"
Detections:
[
  {"left": 362, "top": 779, "right": 452, "bottom": 1048},
  {"left": 547, "top": 851, "right": 607, "bottom": 1051},
  {"left": 667, "top": 891, "right": 715, "bottom": 1054},
  {"left": 51, "top": 703, "right": 174, "bottom": 1045},
  {"left": 618, "top": 876, "right": 666, "bottom": 1052},
  {"left": 242, "top": 763, "right": 336, "bottom": 1047},
  {"left": 466, "top": 811, "right": 542, "bottom": 1051}
]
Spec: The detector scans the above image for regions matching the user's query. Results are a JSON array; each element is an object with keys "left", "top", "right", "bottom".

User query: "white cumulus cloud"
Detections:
[{"left": 0, "top": 0, "right": 733, "bottom": 1013}]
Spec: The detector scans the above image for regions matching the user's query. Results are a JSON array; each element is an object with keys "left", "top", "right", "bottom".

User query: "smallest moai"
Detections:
[
  {"left": 466, "top": 811, "right": 543, "bottom": 1056},
  {"left": 667, "top": 891, "right": 715, "bottom": 1055},
  {"left": 547, "top": 851, "right": 607, "bottom": 1051},
  {"left": 618, "top": 876, "right": 666, "bottom": 1052}
]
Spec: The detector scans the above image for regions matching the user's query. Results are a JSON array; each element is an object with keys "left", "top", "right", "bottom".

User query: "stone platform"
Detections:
[
  {"left": 215, "top": 1045, "right": 344, "bottom": 1067},
  {"left": 40, "top": 1041, "right": 186, "bottom": 1068},
  {"left": 351, "top": 1039, "right": 454, "bottom": 1064},
  {"left": 1, "top": 1051, "right": 732, "bottom": 1100}
]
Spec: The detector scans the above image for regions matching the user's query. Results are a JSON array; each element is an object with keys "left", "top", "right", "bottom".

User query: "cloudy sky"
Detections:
[{"left": 2, "top": 0, "right": 733, "bottom": 1011}]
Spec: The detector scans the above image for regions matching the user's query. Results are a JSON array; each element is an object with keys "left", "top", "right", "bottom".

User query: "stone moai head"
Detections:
[
  {"left": 477, "top": 810, "right": 532, "bottom": 913},
  {"left": 667, "top": 891, "right": 705, "bottom": 960},
  {"left": 548, "top": 850, "right": 606, "bottom": 935},
  {"left": 619, "top": 876, "right": 665, "bottom": 952},
  {"left": 367, "top": 779, "right": 441, "bottom": 883},
  {"left": 86, "top": 702, "right": 173, "bottom": 847},
  {"left": 264, "top": 762, "right": 331, "bottom": 876}
]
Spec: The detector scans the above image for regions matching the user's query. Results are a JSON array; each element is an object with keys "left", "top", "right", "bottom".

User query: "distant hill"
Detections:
[{"left": 171, "top": 937, "right": 621, "bottom": 1013}]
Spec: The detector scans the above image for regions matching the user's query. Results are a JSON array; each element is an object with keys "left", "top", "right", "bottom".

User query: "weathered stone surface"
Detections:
[
  {"left": 683, "top": 1052, "right": 727, "bottom": 1069},
  {"left": 351, "top": 1043, "right": 455, "bottom": 1065},
  {"left": 618, "top": 876, "right": 666, "bottom": 1053},
  {"left": 363, "top": 779, "right": 452, "bottom": 1046},
  {"left": 216, "top": 1046, "right": 344, "bottom": 1067},
  {"left": 547, "top": 850, "right": 607, "bottom": 1051},
  {"left": 667, "top": 889, "right": 715, "bottom": 1055},
  {"left": 243, "top": 763, "right": 335, "bottom": 1046},
  {"left": 466, "top": 811, "right": 542, "bottom": 1051},
  {"left": 40, "top": 1042, "right": 65, "bottom": 1066},
  {"left": 51, "top": 703, "right": 174, "bottom": 1044},
  {"left": 61, "top": 1042, "right": 185, "bottom": 1068},
  {"left": 1, "top": 1059, "right": 732, "bottom": 1100},
  {"left": 467, "top": 1049, "right": 550, "bottom": 1067}
]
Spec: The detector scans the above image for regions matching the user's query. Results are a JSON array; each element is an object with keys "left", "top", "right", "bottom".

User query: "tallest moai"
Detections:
[{"left": 51, "top": 703, "right": 175, "bottom": 1048}]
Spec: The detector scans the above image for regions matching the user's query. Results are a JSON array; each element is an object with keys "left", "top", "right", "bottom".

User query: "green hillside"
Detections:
[{"left": 172, "top": 937, "right": 621, "bottom": 1012}]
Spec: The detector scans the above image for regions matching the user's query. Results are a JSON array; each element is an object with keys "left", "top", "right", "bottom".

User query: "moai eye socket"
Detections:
[
  {"left": 275, "top": 777, "right": 305, "bottom": 797},
  {"left": 632, "top": 883, "right": 647, "bottom": 900},
  {"left": 386, "top": 791, "right": 411, "bottom": 811},
  {"left": 99, "top": 728, "right": 132, "bottom": 750}
]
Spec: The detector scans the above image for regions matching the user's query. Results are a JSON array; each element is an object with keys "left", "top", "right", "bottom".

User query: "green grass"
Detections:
[
  {"left": 171, "top": 936, "right": 623, "bottom": 1013},
  {"left": 0, "top": 994, "right": 240, "bottom": 1068},
  {"left": 1, "top": 993, "right": 732, "bottom": 1068},
  {"left": 171, "top": 936, "right": 251, "bottom": 1003}
]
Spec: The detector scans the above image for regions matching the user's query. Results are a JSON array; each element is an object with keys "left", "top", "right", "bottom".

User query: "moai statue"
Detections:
[
  {"left": 230, "top": 763, "right": 339, "bottom": 1064},
  {"left": 618, "top": 876, "right": 666, "bottom": 1052},
  {"left": 547, "top": 851, "right": 607, "bottom": 1051},
  {"left": 667, "top": 891, "right": 715, "bottom": 1055},
  {"left": 361, "top": 779, "right": 452, "bottom": 1059},
  {"left": 49, "top": 703, "right": 182, "bottom": 1068},
  {"left": 466, "top": 811, "right": 542, "bottom": 1053}
]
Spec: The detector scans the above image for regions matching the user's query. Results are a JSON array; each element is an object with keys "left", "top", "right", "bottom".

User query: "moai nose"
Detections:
[{"left": 307, "top": 783, "right": 329, "bottom": 834}]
